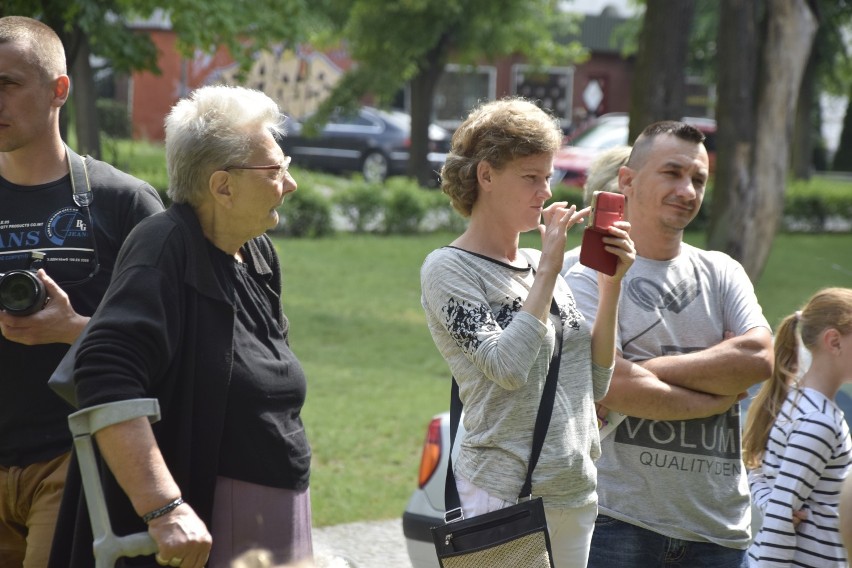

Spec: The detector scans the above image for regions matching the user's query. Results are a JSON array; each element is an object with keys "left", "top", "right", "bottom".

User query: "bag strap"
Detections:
[
  {"left": 444, "top": 293, "right": 564, "bottom": 516},
  {"left": 520, "top": 300, "right": 563, "bottom": 497}
]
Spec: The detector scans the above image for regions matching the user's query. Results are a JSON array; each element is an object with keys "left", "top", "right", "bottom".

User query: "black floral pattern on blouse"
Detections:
[
  {"left": 561, "top": 294, "right": 582, "bottom": 332},
  {"left": 443, "top": 297, "right": 498, "bottom": 354},
  {"left": 494, "top": 296, "right": 524, "bottom": 329},
  {"left": 443, "top": 291, "right": 583, "bottom": 355}
]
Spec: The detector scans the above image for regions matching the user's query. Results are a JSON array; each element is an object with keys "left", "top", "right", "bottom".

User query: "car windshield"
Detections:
[
  {"left": 382, "top": 109, "right": 412, "bottom": 129},
  {"left": 571, "top": 121, "right": 629, "bottom": 150}
]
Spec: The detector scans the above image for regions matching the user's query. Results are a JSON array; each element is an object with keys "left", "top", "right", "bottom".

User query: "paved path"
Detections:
[{"left": 313, "top": 519, "right": 413, "bottom": 568}]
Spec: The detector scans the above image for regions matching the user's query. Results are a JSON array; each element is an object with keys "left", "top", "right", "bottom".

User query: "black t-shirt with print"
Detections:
[{"left": 0, "top": 157, "right": 164, "bottom": 466}]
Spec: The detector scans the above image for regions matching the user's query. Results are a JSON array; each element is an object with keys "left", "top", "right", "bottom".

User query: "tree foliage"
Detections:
[
  {"left": 2, "top": 0, "right": 316, "bottom": 156},
  {"left": 308, "top": 0, "right": 587, "bottom": 185},
  {"left": 312, "top": 0, "right": 583, "bottom": 109},
  {"left": 813, "top": 0, "right": 852, "bottom": 97},
  {"left": 136, "top": 0, "right": 320, "bottom": 77}
]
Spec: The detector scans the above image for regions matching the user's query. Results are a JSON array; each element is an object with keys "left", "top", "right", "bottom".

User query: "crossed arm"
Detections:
[{"left": 599, "top": 326, "right": 773, "bottom": 421}]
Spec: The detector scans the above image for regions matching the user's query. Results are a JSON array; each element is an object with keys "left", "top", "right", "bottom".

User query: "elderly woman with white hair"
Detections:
[{"left": 49, "top": 86, "right": 312, "bottom": 568}]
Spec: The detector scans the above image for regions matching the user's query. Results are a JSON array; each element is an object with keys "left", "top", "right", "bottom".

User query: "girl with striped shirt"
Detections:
[{"left": 744, "top": 287, "right": 852, "bottom": 567}]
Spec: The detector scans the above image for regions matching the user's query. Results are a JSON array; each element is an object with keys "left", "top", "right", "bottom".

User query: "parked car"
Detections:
[
  {"left": 552, "top": 113, "right": 718, "bottom": 188},
  {"left": 402, "top": 382, "right": 852, "bottom": 568},
  {"left": 277, "top": 106, "right": 451, "bottom": 184}
]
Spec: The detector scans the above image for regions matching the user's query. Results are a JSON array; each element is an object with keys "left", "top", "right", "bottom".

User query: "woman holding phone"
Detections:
[{"left": 419, "top": 98, "right": 634, "bottom": 567}]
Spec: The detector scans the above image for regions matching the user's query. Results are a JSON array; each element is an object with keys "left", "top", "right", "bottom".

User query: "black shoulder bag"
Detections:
[{"left": 430, "top": 297, "right": 563, "bottom": 568}]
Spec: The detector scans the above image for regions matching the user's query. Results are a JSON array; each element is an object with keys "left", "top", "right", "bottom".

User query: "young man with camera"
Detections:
[{"left": 0, "top": 16, "right": 164, "bottom": 566}]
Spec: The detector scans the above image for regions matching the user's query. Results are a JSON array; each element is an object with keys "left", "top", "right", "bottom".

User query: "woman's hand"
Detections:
[
  {"left": 538, "top": 203, "right": 590, "bottom": 274},
  {"left": 598, "top": 220, "right": 635, "bottom": 284},
  {"left": 149, "top": 502, "right": 212, "bottom": 568}
]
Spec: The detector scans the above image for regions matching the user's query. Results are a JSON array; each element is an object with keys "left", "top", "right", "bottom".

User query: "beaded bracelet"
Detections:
[{"left": 142, "top": 497, "right": 184, "bottom": 524}]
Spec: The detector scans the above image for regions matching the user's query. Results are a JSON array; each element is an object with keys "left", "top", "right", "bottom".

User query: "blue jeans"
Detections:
[{"left": 587, "top": 515, "right": 748, "bottom": 568}]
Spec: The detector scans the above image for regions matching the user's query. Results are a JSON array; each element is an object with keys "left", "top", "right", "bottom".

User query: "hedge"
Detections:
[{"left": 273, "top": 173, "right": 852, "bottom": 237}]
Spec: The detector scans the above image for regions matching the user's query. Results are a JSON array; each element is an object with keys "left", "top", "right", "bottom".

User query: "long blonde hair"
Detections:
[{"left": 742, "top": 287, "right": 852, "bottom": 469}]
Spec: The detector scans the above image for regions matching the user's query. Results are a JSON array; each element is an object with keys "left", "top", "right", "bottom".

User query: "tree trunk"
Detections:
[
  {"left": 791, "top": 48, "right": 817, "bottom": 179},
  {"left": 628, "top": 0, "right": 696, "bottom": 142},
  {"left": 69, "top": 29, "right": 101, "bottom": 159},
  {"left": 707, "top": 0, "right": 760, "bottom": 259},
  {"left": 708, "top": 0, "right": 817, "bottom": 280},
  {"left": 409, "top": 71, "right": 441, "bottom": 187},
  {"left": 833, "top": 88, "right": 852, "bottom": 171},
  {"left": 408, "top": 39, "right": 449, "bottom": 187}
]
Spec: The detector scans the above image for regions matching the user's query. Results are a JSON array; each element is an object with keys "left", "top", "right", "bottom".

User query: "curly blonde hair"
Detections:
[{"left": 440, "top": 98, "right": 563, "bottom": 217}]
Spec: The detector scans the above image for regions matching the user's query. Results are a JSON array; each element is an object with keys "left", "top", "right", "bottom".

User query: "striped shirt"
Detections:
[{"left": 748, "top": 387, "right": 852, "bottom": 567}]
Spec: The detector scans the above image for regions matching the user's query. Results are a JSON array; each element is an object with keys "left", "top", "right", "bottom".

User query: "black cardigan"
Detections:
[{"left": 49, "top": 203, "right": 305, "bottom": 567}]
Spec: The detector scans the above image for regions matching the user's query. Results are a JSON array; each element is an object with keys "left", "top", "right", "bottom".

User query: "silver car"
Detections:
[{"left": 402, "top": 412, "right": 462, "bottom": 568}]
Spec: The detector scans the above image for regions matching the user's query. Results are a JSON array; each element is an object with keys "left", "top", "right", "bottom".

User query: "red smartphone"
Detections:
[
  {"left": 588, "top": 190, "right": 625, "bottom": 231},
  {"left": 579, "top": 191, "right": 625, "bottom": 276}
]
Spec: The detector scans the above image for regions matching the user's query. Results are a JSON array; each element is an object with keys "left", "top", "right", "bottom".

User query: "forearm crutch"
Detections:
[{"left": 67, "top": 399, "right": 161, "bottom": 567}]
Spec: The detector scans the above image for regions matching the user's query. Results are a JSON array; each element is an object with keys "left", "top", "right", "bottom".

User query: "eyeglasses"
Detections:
[{"left": 223, "top": 156, "right": 291, "bottom": 183}]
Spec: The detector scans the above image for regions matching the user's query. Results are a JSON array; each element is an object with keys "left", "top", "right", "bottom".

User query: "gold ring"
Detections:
[
  {"left": 155, "top": 554, "right": 169, "bottom": 566},
  {"left": 169, "top": 558, "right": 183, "bottom": 567}
]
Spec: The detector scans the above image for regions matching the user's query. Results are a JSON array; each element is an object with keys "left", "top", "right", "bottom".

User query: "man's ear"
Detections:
[
  {"left": 208, "top": 170, "right": 234, "bottom": 208},
  {"left": 53, "top": 75, "right": 70, "bottom": 107},
  {"left": 618, "top": 165, "right": 634, "bottom": 197}
]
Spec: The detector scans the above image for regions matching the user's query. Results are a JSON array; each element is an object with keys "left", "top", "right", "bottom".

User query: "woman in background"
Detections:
[{"left": 560, "top": 145, "right": 631, "bottom": 274}]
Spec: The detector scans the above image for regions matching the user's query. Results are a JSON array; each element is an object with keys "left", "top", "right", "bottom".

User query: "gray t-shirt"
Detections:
[
  {"left": 421, "top": 246, "right": 613, "bottom": 508},
  {"left": 566, "top": 243, "right": 770, "bottom": 548}
]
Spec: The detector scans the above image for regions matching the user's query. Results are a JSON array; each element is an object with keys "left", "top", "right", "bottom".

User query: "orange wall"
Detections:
[
  {"left": 130, "top": 29, "right": 235, "bottom": 141},
  {"left": 129, "top": 29, "right": 634, "bottom": 141}
]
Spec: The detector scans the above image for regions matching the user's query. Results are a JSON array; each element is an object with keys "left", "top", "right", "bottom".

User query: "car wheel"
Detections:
[{"left": 362, "top": 151, "right": 389, "bottom": 184}]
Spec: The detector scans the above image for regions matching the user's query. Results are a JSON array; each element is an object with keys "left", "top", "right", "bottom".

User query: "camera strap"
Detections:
[
  {"left": 65, "top": 145, "right": 93, "bottom": 206},
  {"left": 62, "top": 145, "right": 100, "bottom": 285}
]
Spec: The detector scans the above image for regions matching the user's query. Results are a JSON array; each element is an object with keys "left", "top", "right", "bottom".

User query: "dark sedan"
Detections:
[{"left": 278, "top": 107, "right": 451, "bottom": 184}]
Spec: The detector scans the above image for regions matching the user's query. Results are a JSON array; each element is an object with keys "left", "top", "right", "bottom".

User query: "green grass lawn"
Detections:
[
  {"left": 750, "top": 233, "right": 852, "bottom": 325},
  {"left": 105, "top": 139, "right": 852, "bottom": 527},
  {"left": 275, "top": 230, "right": 852, "bottom": 527}
]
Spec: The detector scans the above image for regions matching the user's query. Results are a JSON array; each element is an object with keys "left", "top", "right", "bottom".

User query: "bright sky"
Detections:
[{"left": 560, "top": 0, "right": 640, "bottom": 17}]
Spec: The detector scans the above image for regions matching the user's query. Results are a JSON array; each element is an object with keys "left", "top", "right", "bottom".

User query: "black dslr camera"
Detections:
[{"left": 0, "top": 252, "right": 47, "bottom": 316}]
